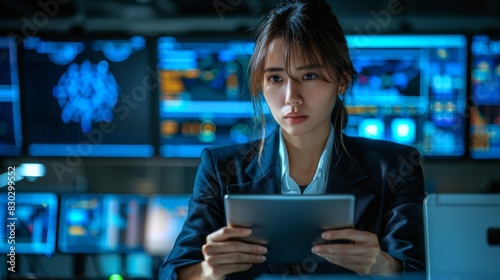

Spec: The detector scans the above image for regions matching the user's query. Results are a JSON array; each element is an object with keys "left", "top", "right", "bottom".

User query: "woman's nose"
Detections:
[{"left": 285, "top": 79, "right": 303, "bottom": 105}]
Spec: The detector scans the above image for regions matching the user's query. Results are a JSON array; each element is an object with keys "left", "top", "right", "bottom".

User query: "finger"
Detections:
[
  {"left": 205, "top": 252, "right": 266, "bottom": 266},
  {"left": 203, "top": 240, "right": 267, "bottom": 255},
  {"left": 322, "top": 229, "right": 376, "bottom": 243},
  {"left": 312, "top": 243, "right": 380, "bottom": 255},
  {"left": 207, "top": 227, "right": 252, "bottom": 242}
]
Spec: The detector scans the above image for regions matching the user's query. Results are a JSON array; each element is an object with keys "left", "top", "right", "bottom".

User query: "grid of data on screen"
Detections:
[
  {"left": 157, "top": 37, "right": 274, "bottom": 158},
  {"left": 344, "top": 35, "right": 467, "bottom": 156},
  {"left": 470, "top": 35, "right": 500, "bottom": 159},
  {"left": 0, "top": 193, "right": 58, "bottom": 255},
  {"left": 58, "top": 194, "right": 147, "bottom": 253},
  {"left": 0, "top": 37, "right": 23, "bottom": 156}
]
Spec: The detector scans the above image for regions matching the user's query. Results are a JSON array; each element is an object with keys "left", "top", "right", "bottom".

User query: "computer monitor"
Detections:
[
  {"left": 144, "top": 194, "right": 190, "bottom": 256},
  {"left": 157, "top": 37, "right": 274, "bottom": 158},
  {"left": 58, "top": 193, "right": 147, "bottom": 253},
  {"left": 19, "top": 36, "right": 154, "bottom": 157},
  {"left": 470, "top": 34, "right": 500, "bottom": 159},
  {"left": 344, "top": 35, "right": 467, "bottom": 157},
  {"left": 157, "top": 35, "right": 466, "bottom": 158},
  {"left": 0, "top": 36, "right": 23, "bottom": 156},
  {"left": 0, "top": 193, "right": 58, "bottom": 255}
]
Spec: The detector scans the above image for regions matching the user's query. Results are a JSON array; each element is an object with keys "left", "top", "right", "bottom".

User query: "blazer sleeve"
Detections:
[
  {"left": 159, "top": 148, "right": 226, "bottom": 280},
  {"left": 380, "top": 146, "right": 426, "bottom": 273}
]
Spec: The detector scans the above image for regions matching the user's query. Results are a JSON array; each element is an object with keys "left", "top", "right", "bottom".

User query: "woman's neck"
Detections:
[{"left": 282, "top": 127, "right": 330, "bottom": 185}]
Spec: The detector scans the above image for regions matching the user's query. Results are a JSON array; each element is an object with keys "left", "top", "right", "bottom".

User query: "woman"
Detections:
[{"left": 160, "top": 0, "right": 425, "bottom": 279}]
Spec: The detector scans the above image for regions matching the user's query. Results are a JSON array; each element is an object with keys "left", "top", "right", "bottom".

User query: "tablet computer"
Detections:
[{"left": 224, "top": 194, "right": 355, "bottom": 264}]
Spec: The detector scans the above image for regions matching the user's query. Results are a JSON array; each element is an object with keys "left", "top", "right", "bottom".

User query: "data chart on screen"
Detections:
[
  {"left": 157, "top": 37, "right": 274, "bottom": 158},
  {"left": 0, "top": 193, "right": 58, "bottom": 255},
  {"left": 470, "top": 34, "right": 500, "bottom": 159},
  {"left": 0, "top": 36, "right": 23, "bottom": 156},
  {"left": 344, "top": 35, "right": 467, "bottom": 157},
  {"left": 58, "top": 193, "right": 147, "bottom": 253}
]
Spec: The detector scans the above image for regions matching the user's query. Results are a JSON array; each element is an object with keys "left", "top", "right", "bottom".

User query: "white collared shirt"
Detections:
[{"left": 279, "top": 125, "right": 334, "bottom": 195}]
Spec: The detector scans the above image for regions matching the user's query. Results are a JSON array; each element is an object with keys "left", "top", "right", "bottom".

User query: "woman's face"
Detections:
[{"left": 262, "top": 38, "right": 342, "bottom": 139}]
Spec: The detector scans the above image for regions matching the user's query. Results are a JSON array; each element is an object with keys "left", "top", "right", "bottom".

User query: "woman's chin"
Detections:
[{"left": 280, "top": 126, "right": 310, "bottom": 137}]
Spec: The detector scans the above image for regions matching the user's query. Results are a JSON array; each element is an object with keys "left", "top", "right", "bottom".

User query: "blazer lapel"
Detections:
[
  {"left": 226, "top": 129, "right": 281, "bottom": 195},
  {"left": 326, "top": 135, "right": 375, "bottom": 226}
]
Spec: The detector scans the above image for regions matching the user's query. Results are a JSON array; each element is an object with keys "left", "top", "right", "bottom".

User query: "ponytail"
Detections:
[{"left": 331, "top": 96, "right": 352, "bottom": 161}]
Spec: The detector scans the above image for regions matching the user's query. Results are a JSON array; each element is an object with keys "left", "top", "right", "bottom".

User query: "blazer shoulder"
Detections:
[
  {"left": 201, "top": 139, "right": 259, "bottom": 166},
  {"left": 345, "top": 135, "right": 421, "bottom": 160}
]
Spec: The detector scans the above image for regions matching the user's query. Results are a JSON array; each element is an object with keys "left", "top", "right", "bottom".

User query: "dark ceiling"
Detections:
[
  {"left": 0, "top": 0, "right": 499, "bottom": 35},
  {"left": 1, "top": 0, "right": 499, "bottom": 17}
]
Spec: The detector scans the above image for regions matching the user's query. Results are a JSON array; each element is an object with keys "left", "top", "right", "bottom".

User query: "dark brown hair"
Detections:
[{"left": 249, "top": 0, "right": 357, "bottom": 160}]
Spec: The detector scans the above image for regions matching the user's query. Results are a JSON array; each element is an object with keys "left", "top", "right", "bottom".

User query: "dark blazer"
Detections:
[{"left": 159, "top": 128, "right": 426, "bottom": 279}]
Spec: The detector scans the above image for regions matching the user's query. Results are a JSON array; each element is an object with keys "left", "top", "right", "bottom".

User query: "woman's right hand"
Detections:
[{"left": 200, "top": 227, "right": 268, "bottom": 280}]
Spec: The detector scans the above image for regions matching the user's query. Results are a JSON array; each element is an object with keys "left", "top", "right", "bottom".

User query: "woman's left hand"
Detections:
[{"left": 311, "top": 228, "right": 402, "bottom": 275}]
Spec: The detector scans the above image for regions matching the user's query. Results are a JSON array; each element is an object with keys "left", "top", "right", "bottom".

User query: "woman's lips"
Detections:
[{"left": 284, "top": 112, "right": 308, "bottom": 124}]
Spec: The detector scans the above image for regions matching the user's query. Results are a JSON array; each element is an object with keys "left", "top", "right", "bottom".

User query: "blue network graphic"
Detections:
[{"left": 53, "top": 59, "right": 118, "bottom": 132}]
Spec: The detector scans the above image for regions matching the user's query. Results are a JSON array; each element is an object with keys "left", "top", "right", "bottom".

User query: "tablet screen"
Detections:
[{"left": 224, "top": 194, "right": 355, "bottom": 264}]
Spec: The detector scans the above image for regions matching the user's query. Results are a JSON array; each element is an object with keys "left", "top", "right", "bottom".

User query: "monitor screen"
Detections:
[
  {"left": 0, "top": 193, "right": 58, "bottom": 255},
  {"left": 344, "top": 35, "right": 467, "bottom": 157},
  {"left": 157, "top": 35, "right": 466, "bottom": 158},
  {"left": 0, "top": 36, "right": 23, "bottom": 156},
  {"left": 58, "top": 193, "right": 147, "bottom": 253},
  {"left": 470, "top": 34, "right": 500, "bottom": 159},
  {"left": 157, "top": 37, "right": 274, "bottom": 158},
  {"left": 20, "top": 36, "right": 154, "bottom": 157},
  {"left": 144, "top": 194, "right": 190, "bottom": 256}
]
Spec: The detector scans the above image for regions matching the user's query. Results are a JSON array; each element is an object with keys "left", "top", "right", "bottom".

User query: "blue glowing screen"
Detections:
[
  {"left": 0, "top": 193, "right": 58, "bottom": 255},
  {"left": 158, "top": 35, "right": 466, "bottom": 158},
  {"left": 470, "top": 35, "right": 500, "bottom": 159},
  {"left": 0, "top": 37, "right": 23, "bottom": 156},
  {"left": 157, "top": 37, "right": 274, "bottom": 158},
  {"left": 53, "top": 59, "right": 118, "bottom": 133},
  {"left": 343, "top": 35, "right": 467, "bottom": 157},
  {"left": 144, "top": 194, "right": 190, "bottom": 256},
  {"left": 58, "top": 193, "right": 147, "bottom": 253},
  {"left": 20, "top": 36, "right": 154, "bottom": 157}
]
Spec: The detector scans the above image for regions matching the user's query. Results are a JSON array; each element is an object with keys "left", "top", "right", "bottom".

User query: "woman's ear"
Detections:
[
  {"left": 337, "top": 73, "right": 351, "bottom": 94},
  {"left": 337, "top": 79, "right": 347, "bottom": 94}
]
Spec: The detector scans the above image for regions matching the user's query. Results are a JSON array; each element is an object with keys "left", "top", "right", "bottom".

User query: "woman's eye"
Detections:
[
  {"left": 303, "top": 73, "right": 318, "bottom": 80},
  {"left": 267, "top": 75, "right": 282, "bottom": 82}
]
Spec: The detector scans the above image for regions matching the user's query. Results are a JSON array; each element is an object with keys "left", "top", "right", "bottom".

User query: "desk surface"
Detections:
[
  {"left": 256, "top": 273, "right": 426, "bottom": 280},
  {"left": 256, "top": 273, "right": 499, "bottom": 280}
]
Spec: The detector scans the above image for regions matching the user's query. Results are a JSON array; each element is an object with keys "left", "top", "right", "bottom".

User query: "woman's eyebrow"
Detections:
[
  {"left": 264, "top": 64, "right": 323, "bottom": 73},
  {"left": 263, "top": 67, "right": 284, "bottom": 73},
  {"left": 296, "top": 64, "right": 323, "bottom": 70}
]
